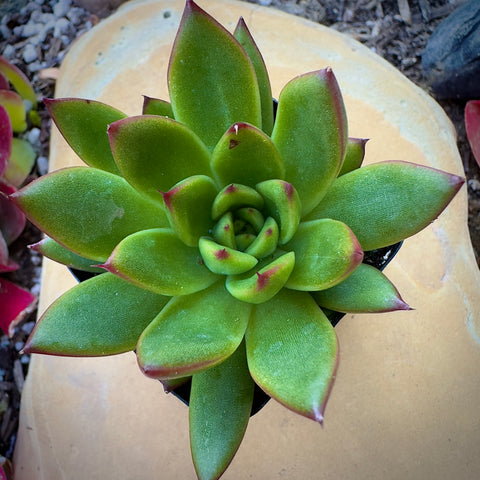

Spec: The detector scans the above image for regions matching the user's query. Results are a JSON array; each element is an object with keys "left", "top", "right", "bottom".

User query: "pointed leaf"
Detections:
[
  {"left": 244, "top": 217, "right": 279, "bottom": 258},
  {"left": 211, "top": 122, "right": 284, "bottom": 188},
  {"left": 306, "top": 161, "right": 465, "bottom": 250},
  {"left": 212, "top": 212, "right": 236, "bottom": 249},
  {"left": 234, "top": 18, "right": 274, "bottom": 135},
  {"left": 235, "top": 207, "right": 264, "bottom": 233},
  {"left": 3, "top": 138, "right": 35, "bottom": 187},
  {"left": 255, "top": 179, "right": 301, "bottom": 244},
  {"left": 226, "top": 251, "right": 295, "bottom": 304},
  {"left": 465, "top": 100, "right": 480, "bottom": 166},
  {"left": 30, "top": 237, "right": 104, "bottom": 273},
  {"left": 0, "top": 72, "right": 8, "bottom": 90},
  {"left": 199, "top": 236, "right": 258, "bottom": 275},
  {"left": 10, "top": 167, "right": 168, "bottom": 261},
  {"left": 45, "top": 98, "right": 126, "bottom": 174},
  {"left": 104, "top": 228, "right": 217, "bottom": 295},
  {"left": 0, "top": 90, "right": 26, "bottom": 132},
  {"left": 0, "top": 277, "right": 35, "bottom": 336},
  {"left": 142, "top": 96, "right": 174, "bottom": 117},
  {"left": 0, "top": 56, "right": 37, "bottom": 107},
  {"left": 285, "top": 219, "right": 363, "bottom": 291},
  {"left": 0, "top": 180, "right": 25, "bottom": 245},
  {"left": 313, "top": 263, "right": 410, "bottom": 313},
  {"left": 190, "top": 341, "right": 254, "bottom": 480},
  {"left": 211, "top": 183, "right": 264, "bottom": 220},
  {"left": 246, "top": 289, "right": 338, "bottom": 423},
  {"left": 168, "top": 0, "right": 261, "bottom": 150},
  {"left": 338, "top": 137, "right": 367, "bottom": 176},
  {"left": 162, "top": 175, "right": 217, "bottom": 246},
  {"left": 137, "top": 282, "right": 252, "bottom": 378},
  {"left": 271, "top": 68, "right": 347, "bottom": 215},
  {"left": 0, "top": 104, "right": 12, "bottom": 177},
  {"left": 109, "top": 115, "right": 211, "bottom": 203},
  {"left": 23, "top": 273, "right": 168, "bottom": 356}
]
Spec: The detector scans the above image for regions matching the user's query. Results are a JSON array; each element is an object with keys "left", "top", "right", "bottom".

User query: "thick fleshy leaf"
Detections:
[
  {"left": 137, "top": 282, "right": 252, "bottom": 378},
  {"left": 190, "top": 341, "right": 254, "bottom": 480},
  {"left": 0, "top": 231, "right": 18, "bottom": 272},
  {"left": 271, "top": 68, "right": 347, "bottom": 215},
  {"left": 338, "top": 138, "right": 367, "bottom": 176},
  {"left": 255, "top": 179, "right": 301, "bottom": 244},
  {"left": 23, "top": 273, "right": 168, "bottom": 356},
  {"left": 142, "top": 96, "right": 174, "bottom": 117},
  {"left": 211, "top": 183, "right": 264, "bottom": 220},
  {"left": 212, "top": 212, "right": 236, "bottom": 249},
  {"left": 0, "top": 72, "right": 8, "bottom": 89},
  {"left": 0, "top": 277, "right": 35, "bottom": 336},
  {"left": 465, "top": 100, "right": 480, "bottom": 166},
  {"left": 109, "top": 115, "right": 211, "bottom": 203},
  {"left": 235, "top": 207, "right": 264, "bottom": 233},
  {"left": 246, "top": 288, "right": 338, "bottom": 423},
  {"left": 306, "top": 161, "right": 465, "bottom": 250},
  {"left": 45, "top": 98, "right": 126, "bottom": 174},
  {"left": 0, "top": 104, "right": 12, "bottom": 177},
  {"left": 104, "top": 228, "right": 217, "bottom": 295},
  {"left": 168, "top": 0, "right": 261, "bottom": 150},
  {"left": 0, "top": 90, "right": 26, "bottom": 132},
  {"left": 211, "top": 122, "right": 284, "bottom": 188},
  {"left": 162, "top": 175, "right": 217, "bottom": 246},
  {"left": 244, "top": 217, "right": 279, "bottom": 258},
  {"left": 0, "top": 56, "right": 37, "bottom": 107},
  {"left": 234, "top": 18, "right": 274, "bottom": 136},
  {"left": 199, "top": 236, "right": 258, "bottom": 275},
  {"left": 313, "top": 263, "right": 410, "bottom": 313},
  {"left": 285, "top": 219, "right": 363, "bottom": 291},
  {"left": 2, "top": 138, "right": 35, "bottom": 187},
  {"left": 0, "top": 180, "right": 25, "bottom": 245},
  {"left": 30, "top": 237, "right": 104, "bottom": 273},
  {"left": 226, "top": 251, "right": 295, "bottom": 304},
  {"left": 10, "top": 167, "right": 168, "bottom": 261}
]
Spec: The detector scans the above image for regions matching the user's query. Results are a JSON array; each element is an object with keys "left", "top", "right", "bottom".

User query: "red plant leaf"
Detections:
[
  {"left": 0, "top": 104, "right": 12, "bottom": 177},
  {"left": 465, "top": 100, "right": 480, "bottom": 167},
  {"left": 0, "top": 277, "right": 35, "bottom": 336}
]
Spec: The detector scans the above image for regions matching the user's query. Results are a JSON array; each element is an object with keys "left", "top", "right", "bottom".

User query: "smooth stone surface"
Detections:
[{"left": 14, "top": 1, "right": 480, "bottom": 479}]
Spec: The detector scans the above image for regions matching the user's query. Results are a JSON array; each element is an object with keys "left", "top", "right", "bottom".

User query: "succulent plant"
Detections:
[
  {"left": 465, "top": 100, "right": 480, "bottom": 167},
  {"left": 0, "top": 56, "right": 37, "bottom": 336},
  {"left": 11, "top": 2, "right": 463, "bottom": 478}
]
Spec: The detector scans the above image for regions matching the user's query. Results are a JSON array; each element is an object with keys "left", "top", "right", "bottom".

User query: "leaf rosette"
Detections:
[{"left": 12, "top": 2, "right": 464, "bottom": 479}]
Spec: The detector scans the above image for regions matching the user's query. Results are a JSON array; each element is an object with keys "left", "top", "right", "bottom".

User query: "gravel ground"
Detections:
[{"left": 0, "top": 0, "right": 478, "bottom": 471}]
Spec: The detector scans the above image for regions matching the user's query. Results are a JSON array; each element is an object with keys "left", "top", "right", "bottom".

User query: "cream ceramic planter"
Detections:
[{"left": 14, "top": 1, "right": 480, "bottom": 479}]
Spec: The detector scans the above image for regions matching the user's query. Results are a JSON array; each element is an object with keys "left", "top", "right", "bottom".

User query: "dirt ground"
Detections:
[{"left": 1, "top": 0, "right": 479, "bottom": 468}]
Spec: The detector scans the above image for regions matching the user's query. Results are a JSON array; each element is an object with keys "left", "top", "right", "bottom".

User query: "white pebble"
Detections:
[
  {"left": 23, "top": 44, "right": 38, "bottom": 63},
  {"left": 53, "top": 0, "right": 71, "bottom": 18},
  {"left": 2, "top": 44, "right": 15, "bottom": 58},
  {"left": 67, "top": 7, "right": 86, "bottom": 26},
  {"left": 37, "top": 156, "right": 49, "bottom": 175},
  {"left": 27, "top": 127, "right": 41, "bottom": 145},
  {"left": 54, "top": 17, "right": 71, "bottom": 37},
  {"left": 22, "top": 22, "right": 43, "bottom": 38}
]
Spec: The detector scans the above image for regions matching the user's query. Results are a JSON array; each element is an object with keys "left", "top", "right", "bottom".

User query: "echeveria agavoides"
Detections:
[{"left": 13, "top": 1, "right": 464, "bottom": 479}]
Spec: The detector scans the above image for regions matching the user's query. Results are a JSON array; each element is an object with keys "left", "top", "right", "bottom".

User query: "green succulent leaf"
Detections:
[
  {"left": 338, "top": 137, "right": 367, "bottom": 176},
  {"left": 212, "top": 212, "right": 236, "bottom": 249},
  {"left": 30, "top": 237, "right": 104, "bottom": 273},
  {"left": 168, "top": 0, "right": 261, "bottom": 150},
  {"left": 199, "top": 237, "right": 258, "bottom": 275},
  {"left": 285, "top": 219, "right": 363, "bottom": 291},
  {"left": 190, "top": 341, "right": 254, "bottom": 480},
  {"left": 234, "top": 18, "right": 274, "bottom": 136},
  {"left": 235, "top": 233, "right": 255, "bottom": 251},
  {"left": 11, "top": 167, "right": 168, "bottom": 261},
  {"left": 271, "top": 68, "right": 347, "bottom": 216},
  {"left": 211, "top": 122, "right": 284, "bottom": 188},
  {"left": 211, "top": 183, "right": 264, "bottom": 220},
  {"left": 160, "top": 376, "right": 191, "bottom": 393},
  {"left": 255, "top": 179, "right": 301, "bottom": 244},
  {"left": 44, "top": 98, "right": 126, "bottom": 175},
  {"left": 246, "top": 288, "right": 338, "bottom": 423},
  {"left": 306, "top": 161, "right": 465, "bottom": 250},
  {"left": 162, "top": 175, "right": 218, "bottom": 247},
  {"left": 0, "top": 90, "right": 26, "bottom": 132},
  {"left": 104, "top": 228, "right": 217, "bottom": 296},
  {"left": 2, "top": 138, "right": 36, "bottom": 187},
  {"left": 226, "top": 251, "right": 295, "bottom": 304},
  {"left": 137, "top": 281, "right": 252, "bottom": 378},
  {"left": 109, "top": 115, "right": 212, "bottom": 204},
  {"left": 0, "top": 55, "right": 37, "bottom": 107},
  {"left": 244, "top": 216, "right": 279, "bottom": 258},
  {"left": 23, "top": 273, "right": 169, "bottom": 356},
  {"left": 235, "top": 207, "right": 264, "bottom": 233},
  {"left": 142, "top": 96, "right": 174, "bottom": 117},
  {"left": 312, "top": 263, "right": 411, "bottom": 313}
]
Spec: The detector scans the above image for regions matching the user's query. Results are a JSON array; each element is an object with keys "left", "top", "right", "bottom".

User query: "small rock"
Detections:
[
  {"left": 2, "top": 44, "right": 15, "bottom": 58},
  {"left": 0, "top": 25, "right": 11, "bottom": 40},
  {"left": 67, "top": 7, "right": 86, "bottom": 26},
  {"left": 53, "top": 0, "right": 71, "bottom": 19},
  {"left": 22, "top": 22, "right": 43, "bottom": 38},
  {"left": 40, "top": 12, "right": 55, "bottom": 24},
  {"left": 23, "top": 44, "right": 38, "bottom": 63},
  {"left": 54, "top": 17, "right": 72, "bottom": 38},
  {"left": 27, "top": 127, "right": 41, "bottom": 145},
  {"left": 37, "top": 155, "right": 49, "bottom": 175}
]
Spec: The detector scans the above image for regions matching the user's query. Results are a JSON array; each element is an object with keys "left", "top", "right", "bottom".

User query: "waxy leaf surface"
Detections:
[
  {"left": 105, "top": 228, "right": 217, "bottom": 296},
  {"left": 109, "top": 115, "right": 211, "bottom": 203},
  {"left": 306, "top": 161, "right": 465, "bottom": 250},
  {"left": 137, "top": 282, "right": 252, "bottom": 378},
  {"left": 45, "top": 98, "right": 126, "bottom": 174},
  {"left": 0, "top": 56, "right": 37, "bottom": 107},
  {"left": 168, "top": 0, "right": 261, "bottom": 150},
  {"left": 465, "top": 100, "right": 480, "bottom": 166},
  {"left": 190, "top": 341, "right": 254, "bottom": 480},
  {"left": 0, "top": 90, "right": 26, "bottom": 132},
  {"left": 0, "top": 277, "right": 35, "bottom": 336},
  {"left": 11, "top": 167, "right": 168, "bottom": 261},
  {"left": 2, "top": 138, "right": 35, "bottom": 187},
  {"left": 338, "top": 137, "right": 367, "bottom": 176},
  {"left": 142, "top": 96, "right": 174, "bottom": 117},
  {"left": 246, "top": 289, "right": 338, "bottom": 422},
  {"left": 271, "top": 69, "right": 347, "bottom": 215}
]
